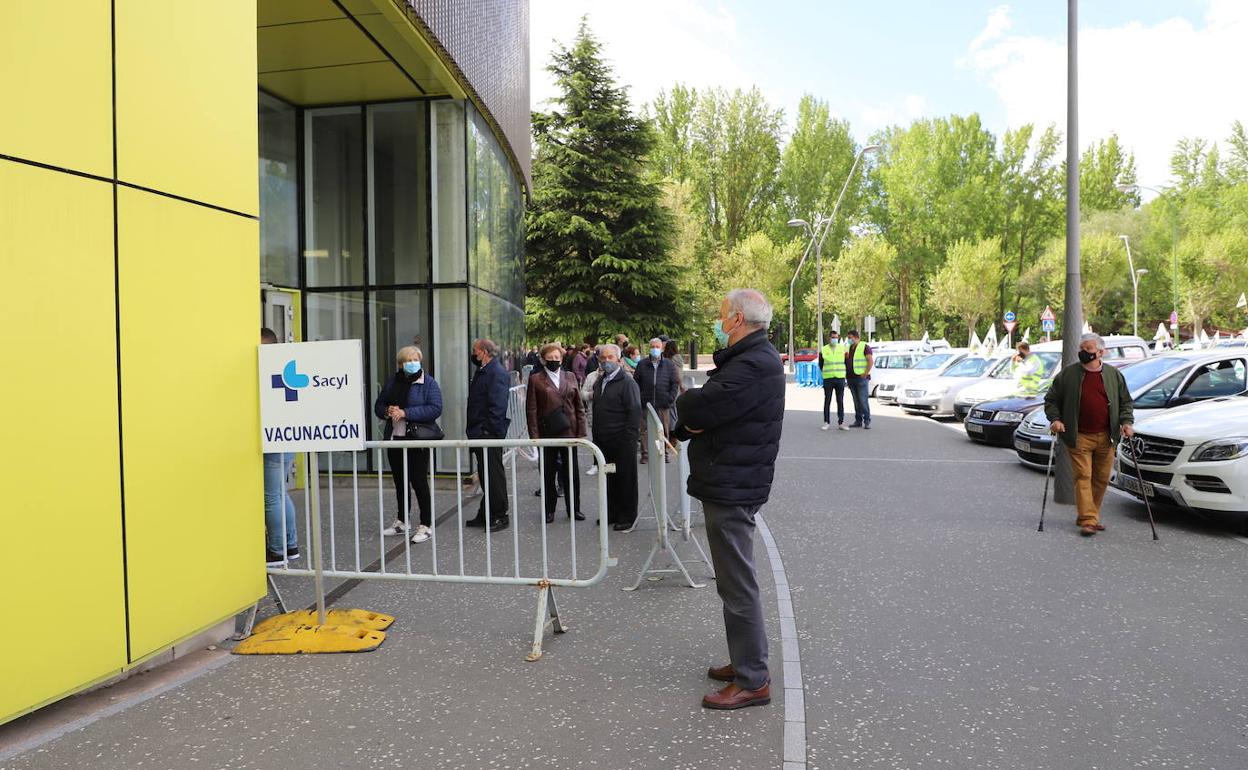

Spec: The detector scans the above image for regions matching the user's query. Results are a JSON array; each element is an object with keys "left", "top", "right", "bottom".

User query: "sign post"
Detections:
[
  {"left": 1040, "top": 305, "right": 1057, "bottom": 342},
  {"left": 1003, "top": 311, "right": 1017, "bottom": 347},
  {"left": 259, "top": 340, "right": 366, "bottom": 626}
]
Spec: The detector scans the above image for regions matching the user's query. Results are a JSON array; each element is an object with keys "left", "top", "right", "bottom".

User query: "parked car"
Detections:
[
  {"left": 875, "top": 350, "right": 968, "bottom": 404},
  {"left": 952, "top": 336, "right": 1147, "bottom": 421},
  {"left": 897, "top": 353, "right": 1010, "bottom": 418},
  {"left": 780, "top": 347, "right": 819, "bottom": 364},
  {"left": 868, "top": 351, "right": 927, "bottom": 396},
  {"left": 963, "top": 381, "right": 1054, "bottom": 446},
  {"left": 1115, "top": 396, "right": 1248, "bottom": 534},
  {"left": 1013, "top": 350, "right": 1248, "bottom": 469}
]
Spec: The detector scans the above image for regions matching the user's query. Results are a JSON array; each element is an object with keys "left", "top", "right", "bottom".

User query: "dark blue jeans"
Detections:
[
  {"left": 848, "top": 378, "right": 870, "bottom": 425},
  {"left": 822, "top": 379, "right": 845, "bottom": 424}
]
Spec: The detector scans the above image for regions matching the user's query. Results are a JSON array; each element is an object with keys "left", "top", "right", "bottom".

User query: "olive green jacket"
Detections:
[{"left": 1042, "top": 362, "right": 1135, "bottom": 448}]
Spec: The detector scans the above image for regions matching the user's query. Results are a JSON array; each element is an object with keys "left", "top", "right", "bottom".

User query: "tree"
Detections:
[
  {"left": 997, "top": 124, "right": 1063, "bottom": 316},
  {"left": 930, "top": 237, "right": 1004, "bottom": 336},
  {"left": 812, "top": 234, "right": 896, "bottom": 327},
  {"left": 651, "top": 84, "right": 698, "bottom": 183},
  {"left": 689, "top": 87, "right": 784, "bottom": 250},
  {"left": 1079, "top": 134, "right": 1137, "bottom": 212},
  {"left": 525, "top": 20, "right": 684, "bottom": 342}
]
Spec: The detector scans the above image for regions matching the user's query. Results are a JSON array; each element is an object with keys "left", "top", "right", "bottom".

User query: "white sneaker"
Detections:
[
  {"left": 586, "top": 465, "right": 599, "bottom": 476},
  {"left": 838, "top": 423, "right": 849, "bottom": 431},
  {"left": 382, "top": 519, "right": 411, "bottom": 536},
  {"left": 410, "top": 525, "right": 431, "bottom": 544},
  {"left": 821, "top": 423, "right": 830, "bottom": 431}
]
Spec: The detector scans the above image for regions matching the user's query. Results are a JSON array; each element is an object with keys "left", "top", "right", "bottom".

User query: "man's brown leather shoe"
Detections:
[
  {"left": 1079, "top": 525, "right": 1097, "bottom": 536},
  {"left": 707, "top": 663, "right": 735, "bottom": 682},
  {"left": 702, "top": 682, "right": 771, "bottom": 710}
]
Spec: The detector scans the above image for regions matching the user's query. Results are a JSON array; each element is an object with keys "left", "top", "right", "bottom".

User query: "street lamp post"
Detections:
[
  {"left": 1118, "top": 182, "right": 1179, "bottom": 333},
  {"left": 786, "top": 144, "right": 880, "bottom": 366},
  {"left": 1055, "top": 0, "right": 1083, "bottom": 506},
  {"left": 1118, "top": 235, "right": 1149, "bottom": 337}
]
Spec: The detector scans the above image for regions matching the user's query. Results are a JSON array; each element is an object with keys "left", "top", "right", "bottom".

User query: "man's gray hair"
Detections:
[
  {"left": 725, "top": 288, "right": 773, "bottom": 328},
  {"left": 474, "top": 338, "right": 499, "bottom": 357},
  {"left": 600, "top": 343, "right": 621, "bottom": 359},
  {"left": 1080, "top": 332, "right": 1105, "bottom": 350}
]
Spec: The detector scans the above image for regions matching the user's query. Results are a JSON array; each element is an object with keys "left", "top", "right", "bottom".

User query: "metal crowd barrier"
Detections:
[
  {"left": 267, "top": 437, "right": 613, "bottom": 661},
  {"left": 625, "top": 404, "right": 713, "bottom": 590},
  {"left": 504, "top": 384, "right": 539, "bottom": 465},
  {"left": 795, "top": 360, "right": 822, "bottom": 388}
]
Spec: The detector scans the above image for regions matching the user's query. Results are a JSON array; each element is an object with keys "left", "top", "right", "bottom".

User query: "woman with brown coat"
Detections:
[{"left": 526, "top": 342, "right": 588, "bottom": 523}]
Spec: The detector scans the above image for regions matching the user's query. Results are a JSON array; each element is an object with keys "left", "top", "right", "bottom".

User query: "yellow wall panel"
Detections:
[
  {"left": 0, "top": 1, "right": 113, "bottom": 177},
  {"left": 118, "top": 188, "right": 264, "bottom": 659},
  {"left": 115, "top": 0, "right": 258, "bottom": 215},
  {"left": 0, "top": 161, "right": 125, "bottom": 722}
]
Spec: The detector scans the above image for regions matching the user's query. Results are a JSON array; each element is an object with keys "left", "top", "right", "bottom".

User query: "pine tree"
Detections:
[{"left": 525, "top": 20, "right": 683, "bottom": 342}]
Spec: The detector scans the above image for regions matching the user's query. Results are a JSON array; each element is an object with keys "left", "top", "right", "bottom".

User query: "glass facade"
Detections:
[{"left": 258, "top": 94, "right": 524, "bottom": 471}]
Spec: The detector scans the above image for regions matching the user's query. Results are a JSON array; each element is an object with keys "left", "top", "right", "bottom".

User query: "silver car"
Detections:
[{"left": 897, "top": 354, "right": 1009, "bottom": 418}]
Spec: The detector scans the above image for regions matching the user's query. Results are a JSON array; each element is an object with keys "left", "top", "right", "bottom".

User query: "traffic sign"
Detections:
[
  {"left": 1040, "top": 305, "right": 1056, "bottom": 322},
  {"left": 1042, "top": 319, "right": 1056, "bottom": 333},
  {"left": 1004, "top": 310, "right": 1016, "bottom": 323},
  {"left": 1004, "top": 321, "right": 1018, "bottom": 333}
]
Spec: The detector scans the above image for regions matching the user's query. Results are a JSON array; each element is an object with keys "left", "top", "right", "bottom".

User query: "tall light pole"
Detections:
[
  {"left": 1119, "top": 235, "right": 1148, "bottom": 337},
  {"left": 1118, "top": 182, "right": 1179, "bottom": 333},
  {"left": 787, "top": 144, "right": 880, "bottom": 361},
  {"left": 1055, "top": 0, "right": 1083, "bottom": 506},
  {"left": 785, "top": 227, "right": 816, "bottom": 374}
]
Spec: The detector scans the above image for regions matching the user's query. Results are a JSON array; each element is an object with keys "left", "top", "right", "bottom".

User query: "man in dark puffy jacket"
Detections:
[
  {"left": 673, "top": 288, "right": 785, "bottom": 711},
  {"left": 465, "top": 338, "right": 511, "bottom": 531},
  {"left": 634, "top": 336, "right": 681, "bottom": 462}
]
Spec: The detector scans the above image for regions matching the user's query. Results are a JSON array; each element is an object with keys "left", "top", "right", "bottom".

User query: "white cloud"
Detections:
[
  {"left": 963, "top": 1, "right": 1248, "bottom": 191},
  {"left": 530, "top": 0, "right": 753, "bottom": 113},
  {"left": 858, "top": 93, "right": 929, "bottom": 136}
]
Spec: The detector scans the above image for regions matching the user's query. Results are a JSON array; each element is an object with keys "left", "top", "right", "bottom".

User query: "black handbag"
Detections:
[{"left": 404, "top": 421, "right": 445, "bottom": 441}]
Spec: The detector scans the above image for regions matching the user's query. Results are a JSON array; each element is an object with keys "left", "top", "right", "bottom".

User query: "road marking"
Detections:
[
  {"left": 780, "top": 455, "right": 1014, "bottom": 464},
  {"left": 756, "top": 513, "right": 806, "bottom": 769}
]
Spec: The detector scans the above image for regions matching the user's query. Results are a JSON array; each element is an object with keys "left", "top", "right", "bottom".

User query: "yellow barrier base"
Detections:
[
  {"left": 251, "top": 608, "right": 394, "bottom": 635},
  {"left": 234, "top": 608, "right": 395, "bottom": 655}
]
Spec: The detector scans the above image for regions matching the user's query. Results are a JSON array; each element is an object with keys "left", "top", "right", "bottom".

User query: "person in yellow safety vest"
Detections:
[
  {"left": 845, "top": 330, "right": 874, "bottom": 429},
  {"left": 818, "top": 331, "right": 850, "bottom": 430},
  {"left": 1012, "top": 342, "right": 1047, "bottom": 395}
]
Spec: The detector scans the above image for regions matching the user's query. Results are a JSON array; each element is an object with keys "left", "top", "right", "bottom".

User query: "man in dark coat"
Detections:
[
  {"left": 466, "top": 338, "right": 511, "bottom": 531},
  {"left": 592, "top": 343, "right": 641, "bottom": 530},
  {"left": 673, "top": 288, "right": 785, "bottom": 711},
  {"left": 634, "top": 336, "right": 681, "bottom": 462}
]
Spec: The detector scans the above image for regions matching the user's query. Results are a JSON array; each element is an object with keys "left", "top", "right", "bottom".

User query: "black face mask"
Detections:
[
  {"left": 544, "top": 360, "right": 561, "bottom": 372},
  {"left": 1078, "top": 349, "right": 1097, "bottom": 364},
  {"left": 470, "top": 353, "right": 481, "bottom": 367}
]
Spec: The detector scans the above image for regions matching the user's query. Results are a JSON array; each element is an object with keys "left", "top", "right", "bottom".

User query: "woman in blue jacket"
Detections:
[{"left": 374, "top": 346, "right": 443, "bottom": 544}]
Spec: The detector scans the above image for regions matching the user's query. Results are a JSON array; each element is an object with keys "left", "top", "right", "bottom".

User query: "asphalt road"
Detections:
[{"left": 4, "top": 383, "right": 1246, "bottom": 769}]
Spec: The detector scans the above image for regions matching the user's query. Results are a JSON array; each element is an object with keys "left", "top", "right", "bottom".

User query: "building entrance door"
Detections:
[{"left": 263, "top": 289, "right": 298, "bottom": 343}]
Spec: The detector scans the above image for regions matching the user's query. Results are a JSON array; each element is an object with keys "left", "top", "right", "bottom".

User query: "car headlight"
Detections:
[
  {"left": 1190, "top": 437, "right": 1248, "bottom": 462},
  {"left": 995, "top": 411, "right": 1024, "bottom": 423}
]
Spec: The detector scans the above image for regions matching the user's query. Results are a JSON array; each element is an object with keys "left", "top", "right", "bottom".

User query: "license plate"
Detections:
[
  {"left": 1119, "top": 475, "right": 1154, "bottom": 497},
  {"left": 1014, "top": 439, "right": 1031, "bottom": 453},
  {"left": 967, "top": 422, "right": 984, "bottom": 433}
]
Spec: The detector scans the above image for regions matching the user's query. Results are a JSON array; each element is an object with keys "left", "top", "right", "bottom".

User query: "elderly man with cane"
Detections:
[
  {"left": 673, "top": 288, "right": 785, "bottom": 709},
  {"left": 1042, "top": 333, "right": 1135, "bottom": 536}
]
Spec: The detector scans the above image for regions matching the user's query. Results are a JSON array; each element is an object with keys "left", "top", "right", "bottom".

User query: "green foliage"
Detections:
[
  {"left": 930, "top": 237, "right": 1005, "bottom": 335},
  {"left": 525, "top": 20, "right": 686, "bottom": 343},
  {"left": 1079, "top": 134, "right": 1138, "bottom": 211},
  {"left": 807, "top": 234, "right": 896, "bottom": 329}
]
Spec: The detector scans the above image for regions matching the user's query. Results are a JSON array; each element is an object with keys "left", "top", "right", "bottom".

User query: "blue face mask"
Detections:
[
  {"left": 403, "top": 361, "right": 422, "bottom": 375},
  {"left": 649, "top": 347, "right": 662, "bottom": 359},
  {"left": 713, "top": 319, "right": 730, "bottom": 347}
]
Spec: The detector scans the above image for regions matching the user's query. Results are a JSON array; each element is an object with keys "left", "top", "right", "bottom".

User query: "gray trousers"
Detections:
[{"left": 701, "top": 499, "right": 769, "bottom": 690}]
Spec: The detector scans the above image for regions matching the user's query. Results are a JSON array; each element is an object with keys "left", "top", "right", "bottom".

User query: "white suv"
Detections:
[{"left": 1115, "top": 396, "right": 1248, "bottom": 533}]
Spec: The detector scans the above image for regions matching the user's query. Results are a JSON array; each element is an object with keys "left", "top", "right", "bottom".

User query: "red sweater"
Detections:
[{"left": 1078, "top": 369, "right": 1110, "bottom": 434}]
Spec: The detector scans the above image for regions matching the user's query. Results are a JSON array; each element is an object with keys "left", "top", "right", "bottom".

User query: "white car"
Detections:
[
  {"left": 953, "top": 349, "right": 1063, "bottom": 420},
  {"left": 1115, "top": 396, "right": 1248, "bottom": 533},
  {"left": 876, "top": 349, "right": 968, "bottom": 405},
  {"left": 897, "top": 353, "right": 1010, "bottom": 418},
  {"left": 869, "top": 351, "right": 929, "bottom": 397}
]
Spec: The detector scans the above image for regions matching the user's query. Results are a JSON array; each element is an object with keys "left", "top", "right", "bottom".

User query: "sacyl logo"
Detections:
[{"left": 272, "top": 360, "right": 310, "bottom": 402}]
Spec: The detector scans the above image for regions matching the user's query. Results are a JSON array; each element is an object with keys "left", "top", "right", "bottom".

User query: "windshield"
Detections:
[
  {"left": 989, "top": 351, "right": 1059, "bottom": 379},
  {"left": 943, "top": 357, "right": 995, "bottom": 378},
  {"left": 1121, "top": 355, "right": 1191, "bottom": 392},
  {"left": 914, "top": 353, "right": 952, "bottom": 370}
]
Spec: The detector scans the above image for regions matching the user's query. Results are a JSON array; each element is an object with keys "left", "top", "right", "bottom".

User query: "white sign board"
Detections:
[{"left": 258, "top": 340, "right": 366, "bottom": 453}]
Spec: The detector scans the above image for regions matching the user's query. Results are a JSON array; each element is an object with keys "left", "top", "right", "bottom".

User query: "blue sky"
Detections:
[{"left": 531, "top": 1, "right": 1244, "bottom": 189}]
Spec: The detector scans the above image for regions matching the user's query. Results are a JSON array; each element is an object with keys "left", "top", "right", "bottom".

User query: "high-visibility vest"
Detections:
[
  {"left": 847, "top": 343, "right": 869, "bottom": 377},
  {"left": 1017, "top": 355, "right": 1047, "bottom": 393},
  {"left": 821, "top": 343, "right": 847, "bottom": 379}
]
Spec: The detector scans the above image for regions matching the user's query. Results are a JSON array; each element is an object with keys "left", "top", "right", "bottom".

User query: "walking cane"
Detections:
[
  {"left": 1126, "top": 438, "right": 1160, "bottom": 541},
  {"left": 1037, "top": 434, "right": 1057, "bottom": 532}
]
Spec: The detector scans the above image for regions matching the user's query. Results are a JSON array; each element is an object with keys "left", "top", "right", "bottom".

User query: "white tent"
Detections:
[
  {"left": 983, "top": 324, "right": 998, "bottom": 351},
  {"left": 969, "top": 330, "right": 981, "bottom": 354}
]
